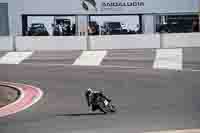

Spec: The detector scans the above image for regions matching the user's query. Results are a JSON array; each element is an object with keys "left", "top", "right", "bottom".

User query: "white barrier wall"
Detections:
[
  {"left": 162, "top": 33, "right": 200, "bottom": 48},
  {"left": 0, "top": 36, "right": 13, "bottom": 51},
  {"left": 16, "top": 36, "right": 87, "bottom": 51},
  {"left": 5, "top": 33, "right": 200, "bottom": 51},
  {"left": 90, "top": 34, "right": 161, "bottom": 50}
]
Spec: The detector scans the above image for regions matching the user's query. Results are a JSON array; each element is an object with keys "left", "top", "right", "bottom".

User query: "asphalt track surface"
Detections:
[
  {"left": 20, "top": 49, "right": 156, "bottom": 69},
  {"left": 183, "top": 48, "right": 200, "bottom": 70},
  {"left": 22, "top": 50, "right": 82, "bottom": 65},
  {"left": 0, "top": 64, "right": 200, "bottom": 133},
  {"left": 101, "top": 49, "right": 156, "bottom": 68},
  {"left": 2, "top": 48, "right": 200, "bottom": 69}
]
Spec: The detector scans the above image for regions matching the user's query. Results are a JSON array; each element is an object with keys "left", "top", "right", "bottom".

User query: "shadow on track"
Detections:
[{"left": 56, "top": 113, "right": 105, "bottom": 117}]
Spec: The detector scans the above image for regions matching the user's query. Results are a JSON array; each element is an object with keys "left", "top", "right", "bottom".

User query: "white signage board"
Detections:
[{"left": 21, "top": 0, "right": 200, "bottom": 14}]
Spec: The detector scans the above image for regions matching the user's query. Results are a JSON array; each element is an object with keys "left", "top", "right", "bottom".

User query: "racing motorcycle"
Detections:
[{"left": 94, "top": 94, "right": 117, "bottom": 114}]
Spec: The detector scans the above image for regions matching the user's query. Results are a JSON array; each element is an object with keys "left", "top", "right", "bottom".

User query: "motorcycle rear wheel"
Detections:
[{"left": 98, "top": 101, "right": 109, "bottom": 114}]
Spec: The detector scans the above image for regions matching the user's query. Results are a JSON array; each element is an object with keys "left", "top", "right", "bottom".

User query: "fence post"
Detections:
[
  {"left": 86, "top": 15, "right": 90, "bottom": 51},
  {"left": 160, "top": 33, "right": 163, "bottom": 49},
  {"left": 13, "top": 35, "right": 16, "bottom": 51}
]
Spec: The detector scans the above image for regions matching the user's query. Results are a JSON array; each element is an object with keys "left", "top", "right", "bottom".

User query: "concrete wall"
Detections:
[
  {"left": 89, "top": 34, "right": 161, "bottom": 50},
  {"left": 2, "top": 33, "right": 200, "bottom": 51},
  {"left": 162, "top": 33, "right": 200, "bottom": 48},
  {"left": 15, "top": 36, "right": 87, "bottom": 51},
  {"left": 142, "top": 15, "right": 156, "bottom": 33},
  {"left": 0, "top": 36, "right": 13, "bottom": 51}
]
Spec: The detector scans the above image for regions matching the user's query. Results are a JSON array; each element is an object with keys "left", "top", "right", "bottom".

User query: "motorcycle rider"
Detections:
[{"left": 85, "top": 88, "right": 111, "bottom": 112}]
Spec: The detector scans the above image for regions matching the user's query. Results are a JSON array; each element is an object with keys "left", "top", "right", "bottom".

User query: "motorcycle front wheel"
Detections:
[{"left": 109, "top": 104, "right": 117, "bottom": 112}]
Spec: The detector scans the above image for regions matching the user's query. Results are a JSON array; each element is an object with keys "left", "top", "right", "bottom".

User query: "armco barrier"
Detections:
[
  {"left": 161, "top": 33, "right": 200, "bottom": 48},
  {"left": 0, "top": 36, "right": 13, "bottom": 51},
  {"left": 15, "top": 36, "right": 87, "bottom": 51},
  {"left": 89, "top": 34, "right": 161, "bottom": 50}
]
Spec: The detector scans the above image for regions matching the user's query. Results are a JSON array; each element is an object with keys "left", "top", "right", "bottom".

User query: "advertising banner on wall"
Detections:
[{"left": 80, "top": 0, "right": 199, "bottom": 14}]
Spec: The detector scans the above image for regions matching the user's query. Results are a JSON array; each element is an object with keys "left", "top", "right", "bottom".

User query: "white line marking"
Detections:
[
  {"left": 184, "top": 69, "right": 200, "bottom": 72},
  {"left": 144, "top": 129, "right": 200, "bottom": 133},
  {"left": 73, "top": 51, "right": 107, "bottom": 66},
  {"left": 0, "top": 52, "right": 33, "bottom": 64},
  {"left": 153, "top": 48, "right": 183, "bottom": 70}
]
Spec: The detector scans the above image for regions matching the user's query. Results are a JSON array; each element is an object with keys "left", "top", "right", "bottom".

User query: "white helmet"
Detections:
[{"left": 87, "top": 88, "right": 93, "bottom": 93}]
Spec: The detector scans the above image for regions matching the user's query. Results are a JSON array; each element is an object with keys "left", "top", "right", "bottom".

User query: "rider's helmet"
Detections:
[{"left": 87, "top": 88, "right": 93, "bottom": 95}]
